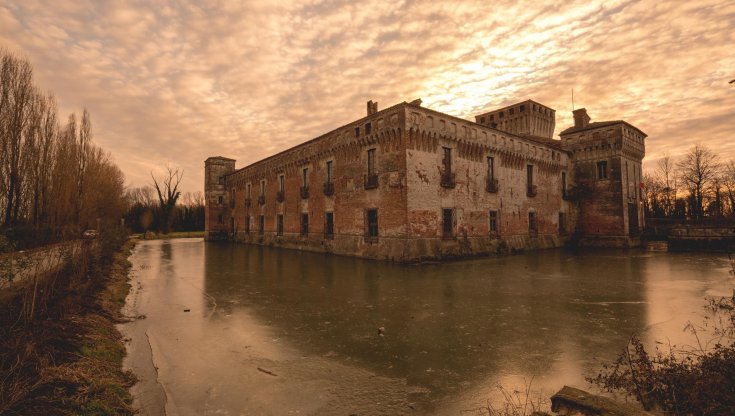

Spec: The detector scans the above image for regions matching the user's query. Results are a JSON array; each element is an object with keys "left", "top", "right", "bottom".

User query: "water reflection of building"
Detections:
[{"left": 205, "top": 99, "right": 646, "bottom": 261}]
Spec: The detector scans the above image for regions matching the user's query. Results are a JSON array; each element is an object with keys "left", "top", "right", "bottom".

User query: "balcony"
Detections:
[
  {"left": 486, "top": 178, "right": 499, "bottom": 193},
  {"left": 257, "top": 195, "right": 265, "bottom": 205},
  {"left": 300, "top": 186, "right": 310, "bottom": 199},
  {"left": 364, "top": 173, "right": 379, "bottom": 190},
  {"left": 527, "top": 185, "right": 537, "bottom": 198},
  {"left": 323, "top": 181, "right": 335, "bottom": 196},
  {"left": 440, "top": 172, "right": 456, "bottom": 189},
  {"left": 243, "top": 198, "right": 251, "bottom": 208},
  {"left": 276, "top": 191, "right": 285, "bottom": 203}
]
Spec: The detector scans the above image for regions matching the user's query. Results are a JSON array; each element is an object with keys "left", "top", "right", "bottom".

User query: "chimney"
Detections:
[
  {"left": 367, "top": 100, "right": 378, "bottom": 116},
  {"left": 573, "top": 108, "right": 590, "bottom": 129}
]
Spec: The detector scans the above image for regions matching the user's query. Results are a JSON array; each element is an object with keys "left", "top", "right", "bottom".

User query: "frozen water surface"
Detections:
[{"left": 120, "top": 238, "right": 733, "bottom": 415}]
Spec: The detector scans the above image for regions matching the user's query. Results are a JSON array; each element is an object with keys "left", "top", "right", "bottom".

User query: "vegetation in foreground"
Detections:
[
  {"left": 589, "top": 260, "right": 735, "bottom": 415},
  {"left": 0, "top": 231, "right": 136, "bottom": 415}
]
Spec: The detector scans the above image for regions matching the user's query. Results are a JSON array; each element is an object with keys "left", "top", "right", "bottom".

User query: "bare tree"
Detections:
[
  {"left": 656, "top": 154, "right": 676, "bottom": 217},
  {"left": 676, "top": 145, "right": 721, "bottom": 219},
  {"left": 151, "top": 165, "right": 183, "bottom": 234}
]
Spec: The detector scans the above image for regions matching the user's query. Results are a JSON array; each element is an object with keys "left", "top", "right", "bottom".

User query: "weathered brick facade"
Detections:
[{"left": 205, "top": 99, "right": 646, "bottom": 261}]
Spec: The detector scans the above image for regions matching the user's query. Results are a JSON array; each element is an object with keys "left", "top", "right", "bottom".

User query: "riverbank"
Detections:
[
  {"left": 135, "top": 230, "right": 205, "bottom": 240},
  {"left": 0, "top": 233, "right": 136, "bottom": 415}
]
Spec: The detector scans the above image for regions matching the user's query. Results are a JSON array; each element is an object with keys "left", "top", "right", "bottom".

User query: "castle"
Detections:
[{"left": 204, "top": 98, "right": 646, "bottom": 261}]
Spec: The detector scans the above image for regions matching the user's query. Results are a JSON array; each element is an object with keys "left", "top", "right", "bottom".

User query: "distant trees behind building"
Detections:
[
  {"left": 644, "top": 144, "right": 735, "bottom": 220},
  {"left": 124, "top": 185, "right": 204, "bottom": 234},
  {"left": 0, "top": 48, "right": 126, "bottom": 248}
]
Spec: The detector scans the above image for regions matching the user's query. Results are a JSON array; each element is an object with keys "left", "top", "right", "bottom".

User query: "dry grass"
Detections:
[{"left": 0, "top": 235, "right": 137, "bottom": 415}]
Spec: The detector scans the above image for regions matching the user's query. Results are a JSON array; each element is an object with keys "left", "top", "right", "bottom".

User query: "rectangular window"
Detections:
[
  {"left": 279, "top": 175, "right": 285, "bottom": 192},
  {"left": 442, "top": 147, "right": 452, "bottom": 174},
  {"left": 258, "top": 215, "right": 264, "bottom": 235},
  {"left": 480, "top": 117, "right": 485, "bottom": 124},
  {"left": 488, "top": 156, "right": 495, "bottom": 181},
  {"left": 367, "top": 148, "right": 376, "bottom": 175},
  {"left": 325, "top": 212, "right": 334, "bottom": 238},
  {"left": 365, "top": 122, "right": 372, "bottom": 135},
  {"left": 260, "top": 180, "right": 265, "bottom": 196},
  {"left": 528, "top": 212, "right": 537, "bottom": 235},
  {"left": 245, "top": 215, "right": 250, "bottom": 233},
  {"left": 355, "top": 126, "right": 360, "bottom": 137},
  {"left": 246, "top": 183, "right": 251, "bottom": 198},
  {"left": 489, "top": 115, "right": 494, "bottom": 121},
  {"left": 302, "top": 168, "right": 309, "bottom": 186},
  {"left": 218, "top": 195, "right": 223, "bottom": 205},
  {"left": 442, "top": 208, "right": 454, "bottom": 237},
  {"left": 326, "top": 161, "right": 333, "bottom": 183},
  {"left": 561, "top": 171, "right": 567, "bottom": 195},
  {"left": 489, "top": 210, "right": 498, "bottom": 234},
  {"left": 559, "top": 212, "right": 567, "bottom": 235},
  {"left": 277, "top": 214, "right": 284, "bottom": 236},
  {"left": 520, "top": 105, "right": 525, "bottom": 112},
  {"left": 301, "top": 213, "right": 309, "bottom": 236},
  {"left": 527, "top": 164, "right": 534, "bottom": 187},
  {"left": 217, "top": 214, "right": 223, "bottom": 224},
  {"left": 597, "top": 161, "right": 608, "bottom": 180},
  {"left": 509, "top": 108, "right": 515, "bottom": 115},
  {"left": 499, "top": 111, "right": 504, "bottom": 118},
  {"left": 366, "top": 209, "right": 378, "bottom": 239}
]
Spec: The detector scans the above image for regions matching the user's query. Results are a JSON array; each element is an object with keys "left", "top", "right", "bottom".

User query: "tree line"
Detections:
[
  {"left": 0, "top": 48, "right": 126, "bottom": 248},
  {"left": 124, "top": 181, "right": 205, "bottom": 234},
  {"left": 644, "top": 144, "right": 735, "bottom": 220}
]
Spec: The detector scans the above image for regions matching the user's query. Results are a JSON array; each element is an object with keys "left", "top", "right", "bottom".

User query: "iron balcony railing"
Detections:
[
  {"left": 486, "top": 178, "right": 499, "bottom": 193},
  {"left": 440, "top": 171, "right": 456, "bottom": 188},
  {"left": 323, "top": 181, "right": 335, "bottom": 196},
  {"left": 364, "top": 173, "right": 379, "bottom": 190}
]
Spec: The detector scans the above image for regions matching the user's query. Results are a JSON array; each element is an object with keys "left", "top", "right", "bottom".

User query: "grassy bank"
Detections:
[{"left": 0, "top": 232, "right": 137, "bottom": 415}]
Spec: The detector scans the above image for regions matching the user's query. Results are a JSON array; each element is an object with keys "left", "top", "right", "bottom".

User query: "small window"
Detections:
[
  {"left": 218, "top": 195, "right": 223, "bottom": 204},
  {"left": 355, "top": 126, "right": 360, "bottom": 137},
  {"left": 325, "top": 212, "right": 334, "bottom": 237},
  {"left": 366, "top": 209, "right": 378, "bottom": 239},
  {"left": 277, "top": 214, "right": 284, "bottom": 236},
  {"left": 520, "top": 105, "right": 525, "bottom": 112},
  {"left": 326, "top": 160, "right": 333, "bottom": 183},
  {"left": 258, "top": 215, "right": 264, "bottom": 235},
  {"left": 561, "top": 171, "right": 567, "bottom": 195},
  {"left": 301, "top": 213, "right": 309, "bottom": 236},
  {"left": 597, "top": 161, "right": 608, "bottom": 180},
  {"left": 260, "top": 180, "right": 266, "bottom": 196},
  {"left": 528, "top": 212, "right": 537, "bottom": 235},
  {"left": 302, "top": 167, "right": 309, "bottom": 186},
  {"left": 442, "top": 209, "right": 454, "bottom": 238},
  {"left": 559, "top": 212, "right": 567, "bottom": 235},
  {"left": 367, "top": 148, "right": 376, "bottom": 176},
  {"left": 509, "top": 108, "right": 515, "bottom": 115},
  {"left": 217, "top": 214, "right": 223, "bottom": 224},
  {"left": 489, "top": 115, "right": 494, "bottom": 121},
  {"left": 245, "top": 215, "right": 250, "bottom": 233},
  {"left": 279, "top": 174, "right": 285, "bottom": 192},
  {"left": 246, "top": 183, "right": 251, "bottom": 198},
  {"left": 442, "top": 147, "right": 452, "bottom": 173},
  {"left": 487, "top": 156, "right": 495, "bottom": 180},
  {"left": 499, "top": 111, "right": 504, "bottom": 118},
  {"left": 489, "top": 210, "right": 498, "bottom": 234},
  {"left": 365, "top": 122, "right": 372, "bottom": 135},
  {"left": 480, "top": 117, "right": 485, "bottom": 124},
  {"left": 527, "top": 164, "right": 534, "bottom": 187}
]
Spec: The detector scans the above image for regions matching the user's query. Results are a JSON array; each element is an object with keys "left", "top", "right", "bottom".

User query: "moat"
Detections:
[{"left": 120, "top": 238, "right": 733, "bottom": 415}]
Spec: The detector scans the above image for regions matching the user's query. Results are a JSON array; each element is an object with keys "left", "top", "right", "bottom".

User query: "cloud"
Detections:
[{"left": 0, "top": 0, "right": 732, "bottom": 192}]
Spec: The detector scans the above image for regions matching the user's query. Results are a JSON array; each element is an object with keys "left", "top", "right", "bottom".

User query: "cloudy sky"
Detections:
[{"left": 1, "top": 0, "right": 733, "bottom": 192}]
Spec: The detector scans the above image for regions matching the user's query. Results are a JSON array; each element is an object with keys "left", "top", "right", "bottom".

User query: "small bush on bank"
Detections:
[{"left": 588, "top": 293, "right": 735, "bottom": 415}]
